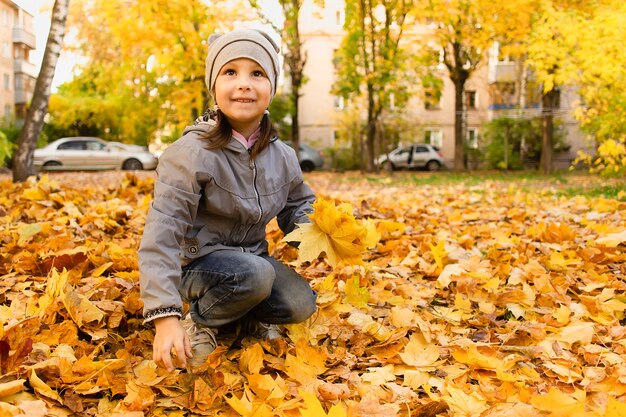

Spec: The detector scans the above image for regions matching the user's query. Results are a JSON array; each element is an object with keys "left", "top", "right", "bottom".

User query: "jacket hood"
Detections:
[{"left": 182, "top": 113, "right": 217, "bottom": 137}]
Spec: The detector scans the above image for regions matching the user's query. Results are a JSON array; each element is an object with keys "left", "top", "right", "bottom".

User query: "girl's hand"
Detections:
[{"left": 152, "top": 316, "right": 192, "bottom": 372}]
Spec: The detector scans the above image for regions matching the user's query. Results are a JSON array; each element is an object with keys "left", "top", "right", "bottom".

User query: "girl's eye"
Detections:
[
  {"left": 224, "top": 69, "right": 236, "bottom": 75},
  {"left": 253, "top": 70, "right": 265, "bottom": 77}
]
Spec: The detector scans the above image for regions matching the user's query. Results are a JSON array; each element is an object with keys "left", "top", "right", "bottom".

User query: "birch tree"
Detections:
[{"left": 13, "top": 0, "right": 70, "bottom": 182}]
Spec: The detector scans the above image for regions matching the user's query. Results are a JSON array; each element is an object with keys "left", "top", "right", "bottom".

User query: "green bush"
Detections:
[
  {"left": 481, "top": 116, "right": 568, "bottom": 170},
  {"left": 326, "top": 147, "right": 360, "bottom": 171}
]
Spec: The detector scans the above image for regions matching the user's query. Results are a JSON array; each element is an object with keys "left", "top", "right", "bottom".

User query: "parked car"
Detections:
[
  {"left": 34, "top": 137, "right": 159, "bottom": 171},
  {"left": 284, "top": 141, "right": 324, "bottom": 172},
  {"left": 377, "top": 143, "right": 445, "bottom": 171}
]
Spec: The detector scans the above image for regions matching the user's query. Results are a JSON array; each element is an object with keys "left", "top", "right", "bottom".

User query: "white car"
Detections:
[
  {"left": 377, "top": 144, "right": 445, "bottom": 171},
  {"left": 34, "top": 137, "right": 158, "bottom": 171}
]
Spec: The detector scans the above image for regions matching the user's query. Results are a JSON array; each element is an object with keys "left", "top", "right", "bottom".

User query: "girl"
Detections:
[{"left": 139, "top": 29, "right": 317, "bottom": 371}]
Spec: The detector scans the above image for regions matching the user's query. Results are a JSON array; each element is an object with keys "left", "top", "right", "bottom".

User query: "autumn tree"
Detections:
[
  {"left": 415, "top": 0, "right": 494, "bottom": 171},
  {"left": 12, "top": 0, "right": 70, "bottom": 182},
  {"left": 494, "top": 0, "right": 614, "bottom": 174},
  {"left": 556, "top": 0, "right": 626, "bottom": 175},
  {"left": 51, "top": 0, "right": 249, "bottom": 145},
  {"left": 334, "top": 0, "right": 415, "bottom": 172},
  {"left": 249, "top": 0, "right": 308, "bottom": 160}
]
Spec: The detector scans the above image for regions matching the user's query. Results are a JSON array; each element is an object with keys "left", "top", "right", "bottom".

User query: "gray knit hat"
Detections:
[{"left": 205, "top": 29, "right": 280, "bottom": 102}]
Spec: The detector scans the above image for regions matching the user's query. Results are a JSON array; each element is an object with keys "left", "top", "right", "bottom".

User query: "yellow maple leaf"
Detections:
[
  {"left": 546, "top": 320, "right": 594, "bottom": 346},
  {"left": 430, "top": 240, "right": 447, "bottom": 275},
  {"left": 239, "top": 343, "right": 265, "bottom": 375},
  {"left": 0, "top": 379, "right": 26, "bottom": 397},
  {"left": 246, "top": 373, "right": 287, "bottom": 404},
  {"left": 605, "top": 397, "right": 626, "bottom": 417},
  {"left": 451, "top": 345, "right": 516, "bottom": 373},
  {"left": 225, "top": 386, "right": 274, "bottom": 417},
  {"left": 596, "top": 229, "right": 626, "bottom": 247},
  {"left": 284, "top": 339, "right": 328, "bottom": 386},
  {"left": 28, "top": 369, "right": 62, "bottom": 402},
  {"left": 18, "top": 222, "right": 42, "bottom": 245},
  {"left": 299, "top": 389, "right": 348, "bottom": 417},
  {"left": 345, "top": 276, "right": 369, "bottom": 308},
  {"left": 283, "top": 198, "right": 368, "bottom": 266},
  {"left": 398, "top": 332, "right": 441, "bottom": 368},
  {"left": 443, "top": 385, "right": 489, "bottom": 417},
  {"left": 62, "top": 287, "right": 105, "bottom": 328},
  {"left": 529, "top": 387, "right": 585, "bottom": 416}
]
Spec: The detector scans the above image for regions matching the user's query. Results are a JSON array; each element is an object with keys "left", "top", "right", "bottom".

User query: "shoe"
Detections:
[
  {"left": 181, "top": 314, "right": 217, "bottom": 368},
  {"left": 241, "top": 318, "right": 282, "bottom": 340}
]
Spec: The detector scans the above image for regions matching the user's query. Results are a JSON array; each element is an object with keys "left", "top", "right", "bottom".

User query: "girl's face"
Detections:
[{"left": 215, "top": 58, "right": 272, "bottom": 135}]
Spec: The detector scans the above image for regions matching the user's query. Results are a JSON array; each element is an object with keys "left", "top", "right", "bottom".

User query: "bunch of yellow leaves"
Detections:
[{"left": 283, "top": 198, "right": 376, "bottom": 267}]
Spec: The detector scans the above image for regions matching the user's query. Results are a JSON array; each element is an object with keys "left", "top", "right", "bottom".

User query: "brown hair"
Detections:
[{"left": 202, "top": 108, "right": 277, "bottom": 159}]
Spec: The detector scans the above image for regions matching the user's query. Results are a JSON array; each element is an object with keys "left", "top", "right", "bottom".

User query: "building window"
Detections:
[
  {"left": 335, "top": 9, "right": 344, "bottom": 26},
  {"left": 15, "top": 74, "right": 23, "bottom": 90},
  {"left": 424, "top": 129, "right": 442, "bottom": 147},
  {"left": 4, "top": 74, "right": 10, "bottom": 90},
  {"left": 465, "top": 90, "right": 477, "bottom": 109},
  {"left": 2, "top": 42, "right": 9, "bottom": 58},
  {"left": 333, "top": 96, "right": 345, "bottom": 110},
  {"left": 467, "top": 129, "right": 479, "bottom": 149},
  {"left": 4, "top": 104, "right": 11, "bottom": 119}
]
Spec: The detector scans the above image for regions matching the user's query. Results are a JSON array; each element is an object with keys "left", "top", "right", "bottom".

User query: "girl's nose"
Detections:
[{"left": 237, "top": 77, "right": 251, "bottom": 90}]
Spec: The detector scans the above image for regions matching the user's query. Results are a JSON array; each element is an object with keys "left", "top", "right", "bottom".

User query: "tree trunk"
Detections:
[
  {"left": 540, "top": 88, "right": 559, "bottom": 174},
  {"left": 291, "top": 78, "right": 301, "bottom": 162},
  {"left": 453, "top": 77, "right": 466, "bottom": 171},
  {"left": 277, "top": 0, "right": 305, "bottom": 163},
  {"left": 365, "top": 83, "right": 376, "bottom": 172},
  {"left": 13, "top": 0, "right": 70, "bottom": 182}
]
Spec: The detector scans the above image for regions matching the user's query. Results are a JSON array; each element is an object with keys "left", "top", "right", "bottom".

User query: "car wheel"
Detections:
[
  {"left": 300, "top": 160, "right": 315, "bottom": 172},
  {"left": 122, "top": 158, "right": 143, "bottom": 170},
  {"left": 426, "top": 160, "right": 441, "bottom": 171},
  {"left": 42, "top": 161, "right": 62, "bottom": 170},
  {"left": 381, "top": 160, "right": 394, "bottom": 172}
]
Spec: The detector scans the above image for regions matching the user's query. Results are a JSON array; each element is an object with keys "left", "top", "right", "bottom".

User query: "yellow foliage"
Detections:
[
  {"left": 0, "top": 171, "right": 625, "bottom": 416},
  {"left": 283, "top": 198, "right": 370, "bottom": 266}
]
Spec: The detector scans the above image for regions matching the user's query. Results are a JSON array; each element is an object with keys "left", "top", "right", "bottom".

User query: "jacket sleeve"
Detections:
[
  {"left": 138, "top": 141, "right": 206, "bottom": 323},
  {"left": 276, "top": 168, "right": 316, "bottom": 236}
]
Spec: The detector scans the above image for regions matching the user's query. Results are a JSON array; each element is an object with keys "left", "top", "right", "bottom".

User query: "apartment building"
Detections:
[
  {"left": 295, "top": 0, "right": 588, "bottom": 169},
  {"left": 0, "top": 0, "right": 36, "bottom": 124}
]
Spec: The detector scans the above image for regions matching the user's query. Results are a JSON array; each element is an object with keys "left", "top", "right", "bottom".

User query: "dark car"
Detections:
[
  {"left": 284, "top": 141, "right": 325, "bottom": 172},
  {"left": 34, "top": 137, "right": 159, "bottom": 171},
  {"left": 376, "top": 144, "right": 445, "bottom": 171}
]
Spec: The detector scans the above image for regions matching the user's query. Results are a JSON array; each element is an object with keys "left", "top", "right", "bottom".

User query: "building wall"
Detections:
[
  {"left": 295, "top": 0, "right": 589, "bottom": 169},
  {"left": 0, "top": 0, "right": 36, "bottom": 123},
  {"left": 0, "top": 0, "right": 14, "bottom": 121},
  {"left": 297, "top": 0, "right": 344, "bottom": 148}
]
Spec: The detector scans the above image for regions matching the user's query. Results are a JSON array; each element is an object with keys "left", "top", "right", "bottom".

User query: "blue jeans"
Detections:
[{"left": 180, "top": 250, "right": 317, "bottom": 328}]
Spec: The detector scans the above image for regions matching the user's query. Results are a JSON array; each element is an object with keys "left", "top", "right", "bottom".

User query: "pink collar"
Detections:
[{"left": 232, "top": 127, "right": 261, "bottom": 149}]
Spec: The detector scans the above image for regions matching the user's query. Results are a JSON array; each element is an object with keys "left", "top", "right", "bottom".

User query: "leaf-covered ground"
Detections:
[{"left": 0, "top": 170, "right": 625, "bottom": 417}]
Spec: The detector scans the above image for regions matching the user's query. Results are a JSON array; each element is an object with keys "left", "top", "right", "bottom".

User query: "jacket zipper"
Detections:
[{"left": 239, "top": 151, "right": 263, "bottom": 244}]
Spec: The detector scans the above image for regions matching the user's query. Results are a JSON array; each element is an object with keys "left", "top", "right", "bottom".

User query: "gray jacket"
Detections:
[{"left": 138, "top": 122, "right": 315, "bottom": 323}]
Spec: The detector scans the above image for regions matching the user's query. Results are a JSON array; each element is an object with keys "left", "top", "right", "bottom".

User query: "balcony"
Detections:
[
  {"left": 15, "top": 88, "right": 32, "bottom": 105},
  {"left": 488, "top": 61, "right": 517, "bottom": 84},
  {"left": 14, "top": 59, "right": 38, "bottom": 78},
  {"left": 12, "top": 27, "right": 36, "bottom": 49}
]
